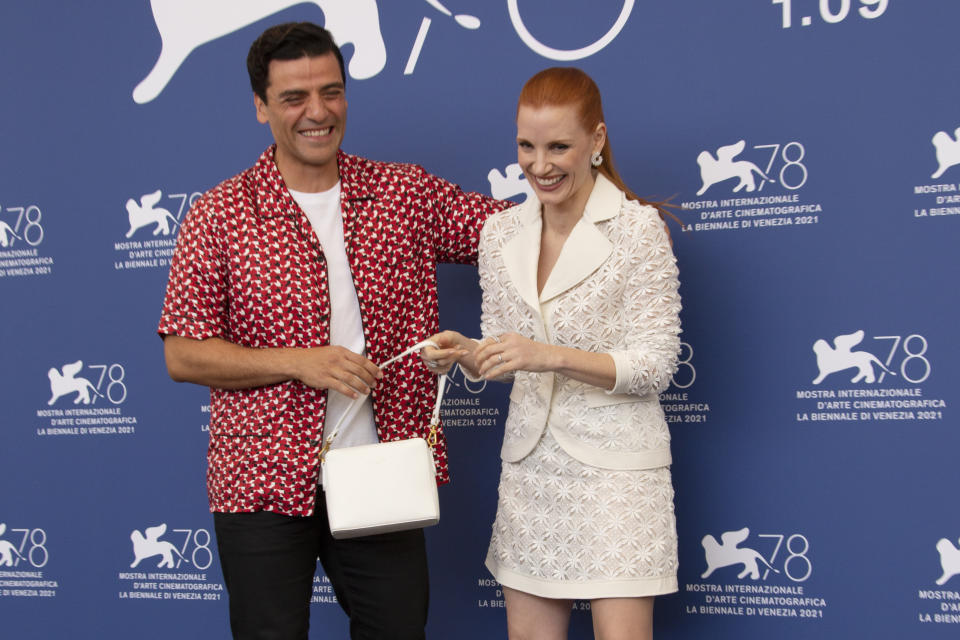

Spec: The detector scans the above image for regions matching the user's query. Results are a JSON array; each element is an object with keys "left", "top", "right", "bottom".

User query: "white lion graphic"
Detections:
[
  {"left": 811, "top": 330, "right": 896, "bottom": 385},
  {"left": 130, "top": 524, "right": 189, "bottom": 569},
  {"left": 47, "top": 360, "right": 103, "bottom": 405},
  {"left": 487, "top": 163, "right": 534, "bottom": 202},
  {"left": 133, "top": 0, "right": 386, "bottom": 104},
  {"left": 0, "top": 220, "right": 21, "bottom": 248},
  {"left": 125, "top": 190, "right": 179, "bottom": 238},
  {"left": 696, "top": 140, "right": 773, "bottom": 196},
  {"left": 0, "top": 524, "right": 26, "bottom": 567},
  {"left": 701, "top": 527, "right": 779, "bottom": 580},
  {"left": 931, "top": 127, "right": 960, "bottom": 180},
  {"left": 936, "top": 537, "right": 960, "bottom": 586}
]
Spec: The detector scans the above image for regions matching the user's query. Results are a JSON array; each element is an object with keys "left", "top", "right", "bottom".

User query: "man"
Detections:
[{"left": 158, "top": 22, "right": 505, "bottom": 639}]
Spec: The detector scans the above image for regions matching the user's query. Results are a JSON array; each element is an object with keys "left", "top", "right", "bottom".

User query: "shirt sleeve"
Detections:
[
  {"left": 608, "top": 208, "right": 682, "bottom": 396},
  {"left": 419, "top": 168, "right": 510, "bottom": 265},
  {"left": 157, "top": 192, "right": 228, "bottom": 340}
]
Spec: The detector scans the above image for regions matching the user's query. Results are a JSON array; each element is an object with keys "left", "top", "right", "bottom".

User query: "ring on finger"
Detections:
[{"left": 498, "top": 354, "right": 504, "bottom": 364}]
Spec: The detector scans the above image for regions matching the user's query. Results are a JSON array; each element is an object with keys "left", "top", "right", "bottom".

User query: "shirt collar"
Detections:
[
  {"left": 336, "top": 149, "right": 376, "bottom": 202},
  {"left": 252, "top": 146, "right": 376, "bottom": 218}
]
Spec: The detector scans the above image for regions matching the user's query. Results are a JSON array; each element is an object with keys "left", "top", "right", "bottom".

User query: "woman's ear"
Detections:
[{"left": 593, "top": 122, "right": 607, "bottom": 156}]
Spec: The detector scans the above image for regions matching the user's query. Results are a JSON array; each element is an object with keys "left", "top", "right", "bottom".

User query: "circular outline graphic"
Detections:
[{"left": 507, "top": 0, "right": 635, "bottom": 61}]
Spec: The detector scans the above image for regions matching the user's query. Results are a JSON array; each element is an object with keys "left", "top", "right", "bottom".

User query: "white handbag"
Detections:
[{"left": 320, "top": 340, "right": 446, "bottom": 539}]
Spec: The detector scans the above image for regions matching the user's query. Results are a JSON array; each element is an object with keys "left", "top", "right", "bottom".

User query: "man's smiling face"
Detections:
[{"left": 255, "top": 52, "right": 347, "bottom": 192}]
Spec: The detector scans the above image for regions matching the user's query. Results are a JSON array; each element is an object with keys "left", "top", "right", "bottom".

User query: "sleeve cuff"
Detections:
[
  {"left": 608, "top": 351, "right": 631, "bottom": 395},
  {"left": 157, "top": 312, "right": 222, "bottom": 341}
]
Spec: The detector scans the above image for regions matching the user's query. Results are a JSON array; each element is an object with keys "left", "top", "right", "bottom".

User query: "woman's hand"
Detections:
[
  {"left": 474, "top": 332, "right": 557, "bottom": 379},
  {"left": 420, "top": 330, "right": 473, "bottom": 375}
]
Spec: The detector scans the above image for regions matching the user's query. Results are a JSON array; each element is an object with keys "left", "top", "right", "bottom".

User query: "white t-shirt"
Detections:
[{"left": 289, "top": 185, "right": 378, "bottom": 452}]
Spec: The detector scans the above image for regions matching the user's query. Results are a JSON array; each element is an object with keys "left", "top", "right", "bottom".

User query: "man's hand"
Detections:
[{"left": 291, "top": 345, "right": 382, "bottom": 397}]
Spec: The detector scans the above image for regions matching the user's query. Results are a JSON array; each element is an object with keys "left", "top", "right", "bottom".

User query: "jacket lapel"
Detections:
[
  {"left": 500, "top": 198, "right": 543, "bottom": 313},
  {"left": 500, "top": 174, "right": 623, "bottom": 308},
  {"left": 539, "top": 174, "right": 620, "bottom": 303}
]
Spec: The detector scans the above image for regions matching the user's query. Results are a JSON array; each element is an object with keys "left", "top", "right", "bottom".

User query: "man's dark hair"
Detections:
[{"left": 247, "top": 22, "right": 346, "bottom": 102}]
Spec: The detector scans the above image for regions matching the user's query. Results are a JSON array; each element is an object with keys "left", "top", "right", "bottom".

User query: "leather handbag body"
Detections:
[{"left": 319, "top": 340, "right": 445, "bottom": 539}]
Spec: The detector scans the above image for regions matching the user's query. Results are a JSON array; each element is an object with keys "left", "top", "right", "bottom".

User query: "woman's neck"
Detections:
[{"left": 540, "top": 172, "right": 596, "bottom": 235}]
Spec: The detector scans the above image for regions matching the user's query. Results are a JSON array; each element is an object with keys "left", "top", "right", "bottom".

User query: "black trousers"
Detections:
[{"left": 213, "top": 490, "right": 429, "bottom": 640}]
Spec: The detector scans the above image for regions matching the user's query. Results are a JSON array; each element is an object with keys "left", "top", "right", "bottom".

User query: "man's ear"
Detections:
[{"left": 255, "top": 94, "right": 269, "bottom": 124}]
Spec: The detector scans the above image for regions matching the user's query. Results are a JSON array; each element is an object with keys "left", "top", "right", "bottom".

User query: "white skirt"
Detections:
[{"left": 485, "top": 427, "right": 678, "bottom": 599}]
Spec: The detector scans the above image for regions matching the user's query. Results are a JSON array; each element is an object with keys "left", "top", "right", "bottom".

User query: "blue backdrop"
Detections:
[{"left": 1, "top": 1, "right": 958, "bottom": 638}]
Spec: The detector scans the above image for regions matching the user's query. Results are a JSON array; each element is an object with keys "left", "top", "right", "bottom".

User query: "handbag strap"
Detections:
[{"left": 320, "top": 339, "right": 447, "bottom": 462}]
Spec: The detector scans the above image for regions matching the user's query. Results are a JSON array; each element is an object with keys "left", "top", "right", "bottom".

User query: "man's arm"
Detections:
[
  {"left": 164, "top": 335, "right": 382, "bottom": 397},
  {"left": 421, "top": 168, "right": 511, "bottom": 265}
]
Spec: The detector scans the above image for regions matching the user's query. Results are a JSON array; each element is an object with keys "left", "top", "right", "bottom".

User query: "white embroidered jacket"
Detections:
[{"left": 478, "top": 174, "right": 682, "bottom": 470}]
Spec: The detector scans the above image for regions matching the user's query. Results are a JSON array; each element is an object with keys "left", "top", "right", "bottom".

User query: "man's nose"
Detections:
[{"left": 305, "top": 94, "right": 328, "bottom": 121}]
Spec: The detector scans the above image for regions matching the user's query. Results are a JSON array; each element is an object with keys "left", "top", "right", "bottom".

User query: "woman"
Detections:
[{"left": 424, "top": 67, "right": 682, "bottom": 640}]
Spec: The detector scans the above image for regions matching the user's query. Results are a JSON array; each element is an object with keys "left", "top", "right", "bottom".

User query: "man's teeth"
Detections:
[
  {"left": 537, "top": 175, "right": 563, "bottom": 186},
  {"left": 301, "top": 128, "right": 332, "bottom": 137}
]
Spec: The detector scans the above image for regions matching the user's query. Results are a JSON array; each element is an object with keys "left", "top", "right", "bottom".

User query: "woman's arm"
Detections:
[
  {"left": 473, "top": 334, "right": 616, "bottom": 389},
  {"left": 606, "top": 206, "right": 682, "bottom": 396}
]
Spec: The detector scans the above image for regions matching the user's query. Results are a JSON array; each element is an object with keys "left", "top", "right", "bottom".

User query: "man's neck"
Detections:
[{"left": 275, "top": 150, "right": 339, "bottom": 193}]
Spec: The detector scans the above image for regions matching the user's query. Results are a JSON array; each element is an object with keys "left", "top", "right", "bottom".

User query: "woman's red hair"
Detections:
[{"left": 518, "top": 67, "right": 679, "bottom": 230}]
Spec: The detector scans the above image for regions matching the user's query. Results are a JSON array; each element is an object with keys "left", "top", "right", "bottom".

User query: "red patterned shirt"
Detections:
[{"left": 159, "top": 146, "right": 506, "bottom": 516}]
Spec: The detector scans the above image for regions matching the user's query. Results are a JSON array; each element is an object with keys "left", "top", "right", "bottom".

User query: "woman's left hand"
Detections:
[{"left": 474, "top": 332, "right": 556, "bottom": 379}]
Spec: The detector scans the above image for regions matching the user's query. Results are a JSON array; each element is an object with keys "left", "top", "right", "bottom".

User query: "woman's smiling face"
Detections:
[{"left": 516, "top": 103, "right": 605, "bottom": 216}]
